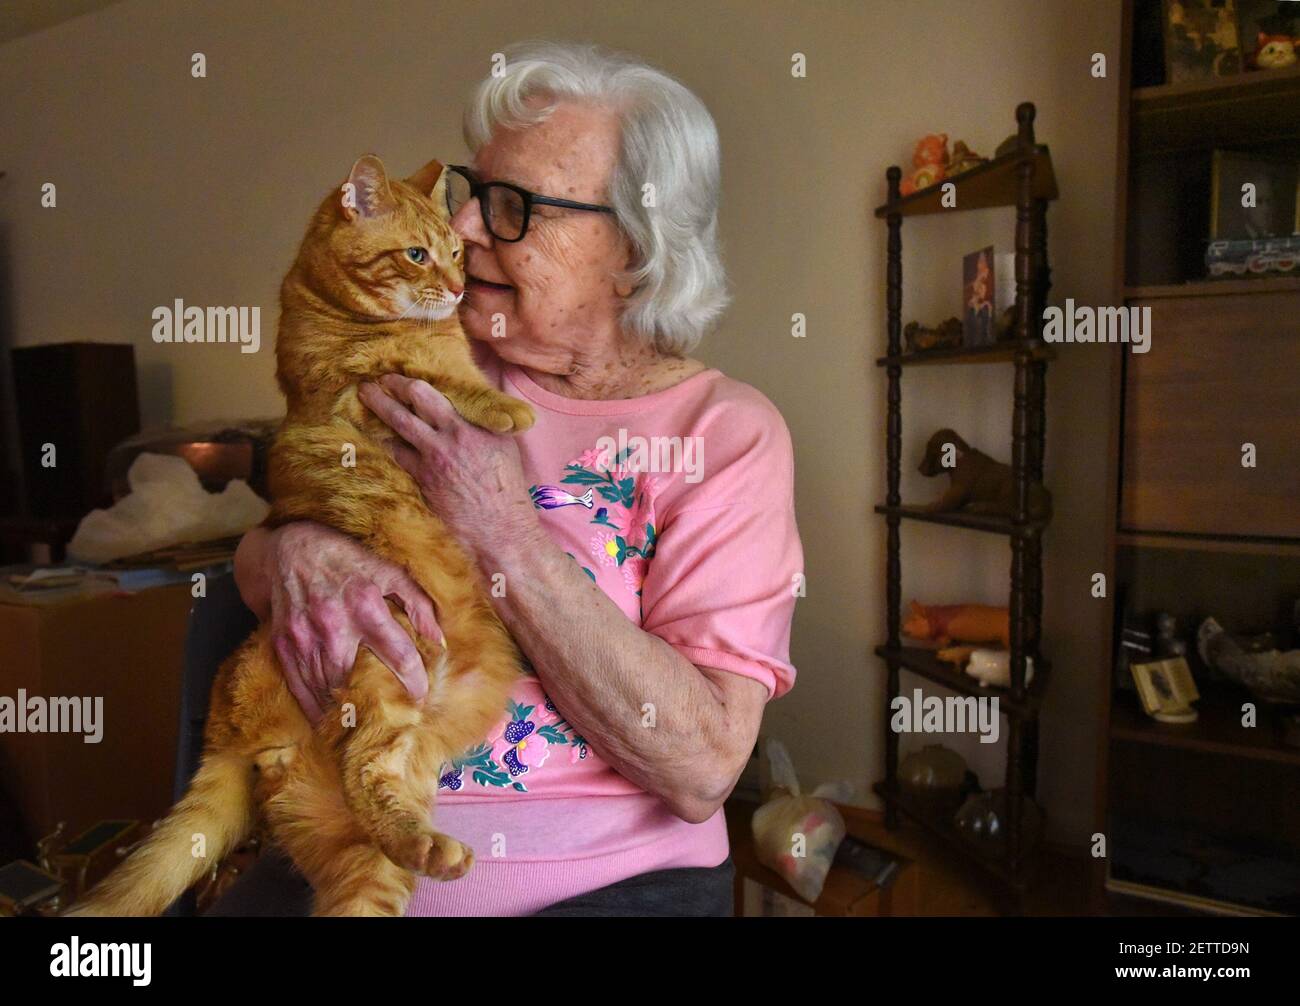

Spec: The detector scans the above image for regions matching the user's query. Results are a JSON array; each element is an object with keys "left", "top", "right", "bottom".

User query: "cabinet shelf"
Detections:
[
  {"left": 1115, "top": 531, "right": 1300, "bottom": 559},
  {"left": 1124, "top": 276, "right": 1300, "bottom": 300},
  {"left": 1110, "top": 688, "right": 1300, "bottom": 768},
  {"left": 875, "top": 645, "right": 1049, "bottom": 719},
  {"left": 1130, "top": 63, "right": 1300, "bottom": 155}
]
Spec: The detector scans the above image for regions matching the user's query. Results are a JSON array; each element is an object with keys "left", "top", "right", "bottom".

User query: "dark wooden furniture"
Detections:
[
  {"left": 872, "top": 104, "right": 1057, "bottom": 902},
  {"left": 1093, "top": 0, "right": 1300, "bottom": 916},
  {"left": 10, "top": 342, "right": 140, "bottom": 520},
  {"left": 724, "top": 800, "right": 919, "bottom": 917},
  {"left": 0, "top": 583, "right": 193, "bottom": 857}
]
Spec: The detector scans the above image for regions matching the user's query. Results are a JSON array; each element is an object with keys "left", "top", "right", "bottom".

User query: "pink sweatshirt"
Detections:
[{"left": 405, "top": 342, "right": 802, "bottom": 916}]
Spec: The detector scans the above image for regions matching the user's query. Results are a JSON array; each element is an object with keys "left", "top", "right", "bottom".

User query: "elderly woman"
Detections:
[{"left": 220, "top": 40, "right": 802, "bottom": 917}]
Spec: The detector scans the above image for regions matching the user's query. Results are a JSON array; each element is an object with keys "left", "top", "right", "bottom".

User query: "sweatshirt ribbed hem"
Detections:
[{"left": 404, "top": 805, "right": 729, "bottom": 917}]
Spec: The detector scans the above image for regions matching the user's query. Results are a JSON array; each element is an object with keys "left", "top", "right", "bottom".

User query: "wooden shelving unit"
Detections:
[
  {"left": 1093, "top": 0, "right": 1300, "bottom": 917},
  {"left": 873, "top": 102, "right": 1056, "bottom": 902}
]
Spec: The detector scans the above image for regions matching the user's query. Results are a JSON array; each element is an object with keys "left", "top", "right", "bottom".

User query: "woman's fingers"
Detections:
[
  {"left": 274, "top": 634, "right": 325, "bottom": 725},
  {"left": 354, "top": 597, "right": 431, "bottom": 702},
  {"left": 380, "top": 566, "right": 442, "bottom": 643},
  {"left": 380, "top": 374, "right": 456, "bottom": 429},
  {"left": 385, "top": 437, "right": 429, "bottom": 485},
  {"left": 358, "top": 381, "right": 437, "bottom": 453}
]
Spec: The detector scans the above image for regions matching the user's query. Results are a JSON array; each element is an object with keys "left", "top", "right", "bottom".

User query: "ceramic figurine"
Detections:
[
  {"left": 903, "top": 316, "right": 963, "bottom": 353},
  {"left": 1252, "top": 32, "right": 1298, "bottom": 68},
  {"left": 899, "top": 133, "right": 949, "bottom": 197},
  {"left": 947, "top": 140, "right": 988, "bottom": 175},
  {"left": 917, "top": 428, "right": 1053, "bottom": 519},
  {"left": 963, "top": 648, "right": 1035, "bottom": 689},
  {"left": 1198, "top": 615, "right": 1300, "bottom": 704}
]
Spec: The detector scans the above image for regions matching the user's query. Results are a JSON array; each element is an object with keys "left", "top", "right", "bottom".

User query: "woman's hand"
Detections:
[
  {"left": 244, "top": 521, "right": 442, "bottom": 724},
  {"left": 357, "top": 374, "right": 543, "bottom": 561}
]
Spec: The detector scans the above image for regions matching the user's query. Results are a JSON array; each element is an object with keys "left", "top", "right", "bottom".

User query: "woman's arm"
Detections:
[
  {"left": 360, "top": 374, "right": 768, "bottom": 822},
  {"left": 479, "top": 524, "right": 767, "bottom": 822},
  {"left": 233, "top": 525, "right": 274, "bottom": 620}
]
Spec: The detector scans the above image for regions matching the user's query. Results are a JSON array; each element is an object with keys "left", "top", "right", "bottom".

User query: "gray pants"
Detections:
[
  {"left": 184, "top": 575, "right": 735, "bottom": 918},
  {"left": 206, "top": 848, "right": 735, "bottom": 917}
]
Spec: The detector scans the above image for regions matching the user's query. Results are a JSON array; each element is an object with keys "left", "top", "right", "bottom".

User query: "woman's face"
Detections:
[{"left": 453, "top": 99, "right": 633, "bottom": 371}]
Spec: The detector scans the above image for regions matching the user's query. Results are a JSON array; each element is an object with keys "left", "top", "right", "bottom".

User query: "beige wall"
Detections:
[{"left": 0, "top": 0, "right": 1120, "bottom": 848}]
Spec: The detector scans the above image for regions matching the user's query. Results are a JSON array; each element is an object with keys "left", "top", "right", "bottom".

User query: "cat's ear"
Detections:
[
  {"left": 406, "top": 158, "right": 449, "bottom": 207},
  {"left": 342, "top": 154, "right": 396, "bottom": 220}
]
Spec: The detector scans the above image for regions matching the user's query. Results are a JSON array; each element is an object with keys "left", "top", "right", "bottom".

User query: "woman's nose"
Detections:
[{"left": 451, "top": 198, "right": 491, "bottom": 246}]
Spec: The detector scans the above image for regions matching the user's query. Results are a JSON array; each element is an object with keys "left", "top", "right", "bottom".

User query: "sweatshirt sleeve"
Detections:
[{"left": 637, "top": 394, "right": 803, "bottom": 700}]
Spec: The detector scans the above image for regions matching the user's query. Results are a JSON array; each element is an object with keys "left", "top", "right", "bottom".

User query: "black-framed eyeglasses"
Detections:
[{"left": 445, "top": 165, "right": 616, "bottom": 243}]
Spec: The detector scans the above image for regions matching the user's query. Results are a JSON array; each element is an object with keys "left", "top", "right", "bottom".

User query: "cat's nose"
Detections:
[{"left": 447, "top": 283, "right": 464, "bottom": 297}]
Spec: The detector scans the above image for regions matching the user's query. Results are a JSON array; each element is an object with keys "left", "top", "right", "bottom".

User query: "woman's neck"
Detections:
[{"left": 521, "top": 342, "right": 706, "bottom": 401}]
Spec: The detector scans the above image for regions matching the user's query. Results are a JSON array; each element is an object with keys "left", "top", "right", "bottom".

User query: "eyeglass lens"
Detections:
[{"left": 446, "top": 171, "right": 527, "bottom": 241}]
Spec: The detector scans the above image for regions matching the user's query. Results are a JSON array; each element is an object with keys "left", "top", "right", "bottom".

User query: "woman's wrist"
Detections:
[{"left": 233, "top": 524, "right": 276, "bottom": 620}]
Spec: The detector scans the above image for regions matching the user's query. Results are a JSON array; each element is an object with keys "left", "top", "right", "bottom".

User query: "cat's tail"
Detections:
[{"left": 66, "top": 752, "right": 254, "bottom": 917}]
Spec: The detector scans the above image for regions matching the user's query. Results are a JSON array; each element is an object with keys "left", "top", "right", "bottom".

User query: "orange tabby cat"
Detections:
[{"left": 70, "top": 155, "right": 534, "bottom": 916}]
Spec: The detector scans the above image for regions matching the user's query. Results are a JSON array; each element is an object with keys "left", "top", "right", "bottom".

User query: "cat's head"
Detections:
[
  {"left": 1254, "top": 33, "right": 1298, "bottom": 68},
  {"left": 298, "top": 155, "right": 465, "bottom": 323}
]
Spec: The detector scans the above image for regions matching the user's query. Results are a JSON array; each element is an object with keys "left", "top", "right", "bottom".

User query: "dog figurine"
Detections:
[{"left": 917, "top": 428, "right": 1051, "bottom": 519}]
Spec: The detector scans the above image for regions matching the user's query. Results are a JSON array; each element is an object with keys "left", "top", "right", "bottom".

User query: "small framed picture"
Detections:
[
  {"left": 1162, "top": 0, "right": 1244, "bottom": 83},
  {"left": 1211, "top": 150, "right": 1300, "bottom": 239},
  {"left": 1131, "top": 657, "right": 1200, "bottom": 723},
  {"left": 962, "top": 246, "right": 995, "bottom": 347}
]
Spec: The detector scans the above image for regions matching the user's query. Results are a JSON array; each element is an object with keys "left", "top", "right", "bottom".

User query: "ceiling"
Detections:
[{"left": 0, "top": 0, "right": 126, "bottom": 45}]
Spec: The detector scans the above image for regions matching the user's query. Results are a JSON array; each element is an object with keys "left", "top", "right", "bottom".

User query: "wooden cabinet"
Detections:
[
  {"left": 1121, "top": 290, "right": 1300, "bottom": 539},
  {"left": 0, "top": 584, "right": 192, "bottom": 854},
  {"left": 1096, "top": 0, "right": 1300, "bottom": 916}
]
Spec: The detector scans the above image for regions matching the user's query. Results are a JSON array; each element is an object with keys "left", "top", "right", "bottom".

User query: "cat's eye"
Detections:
[{"left": 405, "top": 247, "right": 428, "bottom": 264}]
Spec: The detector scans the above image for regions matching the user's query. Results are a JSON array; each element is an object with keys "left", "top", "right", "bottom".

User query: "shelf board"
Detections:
[
  {"left": 873, "top": 146, "right": 1057, "bottom": 218},
  {"left": 1110, "top": 689, "right": 1300, "bottom": 768},
  {"left": 1131, "top": 64, "right": 1300, "bottom": 154},
  {"left": 1124, "top": 276, "right": 1300, "bottom": 300},
  {"left": 876, "top": 644, "right": 1048, "bottom": 719},
  {"left": 875, "top": 504, "right": 1046, "bottom": 536},
  {"left": 876, "top": 338, "right": 1055, "bottom": 368},
  {"left": 1115, "top": 530, "right": 1300, "bottom": 559},
  {"left": 872, "top": 781, "right": 1036, "bottom": 889}
]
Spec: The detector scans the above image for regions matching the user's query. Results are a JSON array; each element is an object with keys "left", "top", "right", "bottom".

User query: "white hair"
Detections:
[{"left": 463, "top": 40, "right": 729, "bottom": 355}]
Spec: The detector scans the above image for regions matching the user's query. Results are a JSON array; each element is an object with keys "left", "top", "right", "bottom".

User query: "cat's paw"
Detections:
[
  {"left": 478, "top": 396, "right": 535, "bottom": 435},
  {"left": 423, "top": 833, "right": 474, "bottom": 881},
  {"left": 381, "top": 828, "right": 474, "bottom": 881}
]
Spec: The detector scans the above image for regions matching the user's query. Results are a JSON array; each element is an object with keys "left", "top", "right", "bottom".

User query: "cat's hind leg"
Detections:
[
  {"left": 336, "top": 647, "right": 474, "bottom": 881},
  {"left": 267, "top": 745, "right": 420, "bottom": 917}
]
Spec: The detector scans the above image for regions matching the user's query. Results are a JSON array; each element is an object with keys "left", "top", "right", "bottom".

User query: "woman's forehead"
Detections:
[{"left": 474, "top": 101, "right": 620, "bottom": 192}]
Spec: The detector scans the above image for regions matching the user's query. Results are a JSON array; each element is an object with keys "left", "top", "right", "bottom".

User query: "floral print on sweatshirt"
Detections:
[
  {"left": 529, "top": 442, "right": 662, "bottom": 609},
  {"left": 438, "top": 442, "right": 665, "bottom": 795},
  {"left": 438, "top": 691, "right": 589, "bottom": 794}
]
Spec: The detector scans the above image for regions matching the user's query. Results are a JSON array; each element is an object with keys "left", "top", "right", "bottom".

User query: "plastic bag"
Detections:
[
  {"left": 67, "top": 452, "right": 270, "bottom": 563},
  {"left": 751, "top": 738, "right": 846, "bottom": 904}
]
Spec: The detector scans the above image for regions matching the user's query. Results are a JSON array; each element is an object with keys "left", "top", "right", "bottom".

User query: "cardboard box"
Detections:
[{"left": 0, "top": 584, "right": 192, "bottom": 853}]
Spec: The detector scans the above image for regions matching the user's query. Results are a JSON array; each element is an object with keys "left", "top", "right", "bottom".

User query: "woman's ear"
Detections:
[{"left": 613, "top": 238, "right": 637, "bottom": 298}]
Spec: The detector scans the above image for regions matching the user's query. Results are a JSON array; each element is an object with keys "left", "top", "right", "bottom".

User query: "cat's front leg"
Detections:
[{"left": 419, "top": 378, "right": 535, "bottom": 435}]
